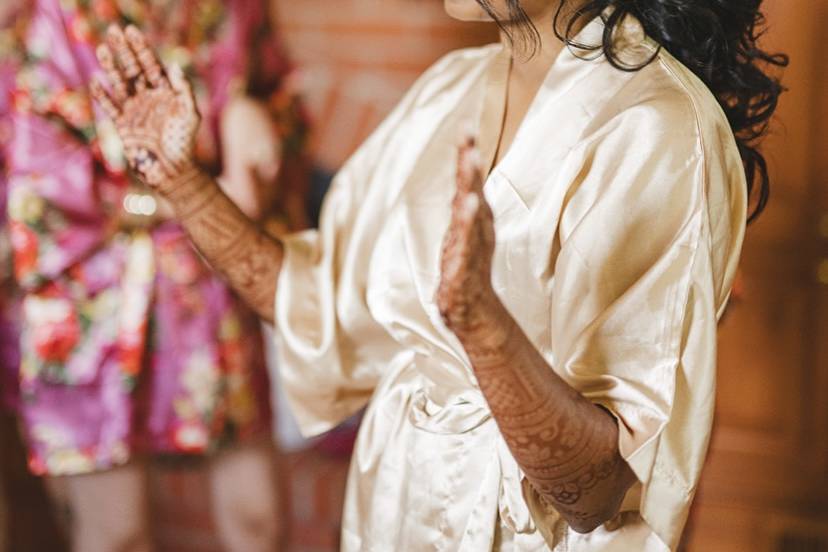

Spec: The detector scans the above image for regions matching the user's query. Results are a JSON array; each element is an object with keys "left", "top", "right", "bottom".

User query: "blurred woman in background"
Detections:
[{"left": 5, "top": 0, "right": 309, "bottom": 550}]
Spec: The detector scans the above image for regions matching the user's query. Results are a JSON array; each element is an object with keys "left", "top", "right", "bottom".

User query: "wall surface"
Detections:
[
  {"left": 687, "top": 0, "right": 828, "bottom": 547},
  {"left": 273, "top": 0, "right": 497, "bottom": 171}
]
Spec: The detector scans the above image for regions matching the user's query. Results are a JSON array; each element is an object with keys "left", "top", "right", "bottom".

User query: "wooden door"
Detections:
[{"left": 686, "top": 1, "right": 828, "bottom": 550}]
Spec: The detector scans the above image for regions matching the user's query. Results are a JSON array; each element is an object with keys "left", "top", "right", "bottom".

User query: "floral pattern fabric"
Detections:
[
  {"left": 5, "top": 0, "right": 305, "bottom": 476},
  {"left": 0, "top": 0, "right": 29, "bottom": 413}
]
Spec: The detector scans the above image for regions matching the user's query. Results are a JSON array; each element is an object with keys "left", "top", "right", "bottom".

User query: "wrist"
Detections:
[
  {"left": 157, "top": 165, "right": 220, "bottom": 221},
  {"left": 457, "top": 304, "right": 517, "bottom": 367},
  {"left": 449, "top": 285, "right": 510, "bottom": 342},
  {"left": 156, "top": 163, "right": 203, "bottom": 196}
]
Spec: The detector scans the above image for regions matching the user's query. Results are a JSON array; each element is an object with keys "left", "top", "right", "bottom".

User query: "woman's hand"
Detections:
[
  {"left": 91, "top": 25, "right": 200, "bottom": 190},
  {"left": 440, "top": 142, "right": 635, "bottom": 533},
  {"left": 436, "top": 138, "right": 498, "bottom": 334}
]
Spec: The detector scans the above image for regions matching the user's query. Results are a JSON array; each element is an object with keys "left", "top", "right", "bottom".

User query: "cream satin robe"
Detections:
[{"left": 273, "top": 15, "right": 746, "bottom": 552}]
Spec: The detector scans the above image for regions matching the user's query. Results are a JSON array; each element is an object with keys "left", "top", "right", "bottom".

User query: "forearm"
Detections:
[
  {"left": 454, "top": 291, "right": 636, "bottom": 533},
  {"left": 159, "top": 167, "right": 282, "bottom": 322}
]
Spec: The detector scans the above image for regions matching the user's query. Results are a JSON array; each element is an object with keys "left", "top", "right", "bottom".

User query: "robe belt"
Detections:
[{"left": 401, "top": 356, "right": 555, "bottom": 537}]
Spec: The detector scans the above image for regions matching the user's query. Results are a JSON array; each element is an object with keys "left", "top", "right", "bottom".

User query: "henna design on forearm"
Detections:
[
  {"left": 437, "top": 140, "right": 636, "bottom": 533},
  {"left": 162, "top": 169, "right": 283, "bottom": 321},
  {"left": 468, "top": 308, "right": 630, "bottom": 517}
]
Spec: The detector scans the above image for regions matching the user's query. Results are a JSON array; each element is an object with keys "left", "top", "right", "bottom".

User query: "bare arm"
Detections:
[
  {"left": 436, "top": 140, "right": 637, "bottom": 533},
  {"left": 91, "top": 25, "right": 280, "bottom": 321},
  {"left": 162, "top": 169, "right": 281, "bottom": 321}
]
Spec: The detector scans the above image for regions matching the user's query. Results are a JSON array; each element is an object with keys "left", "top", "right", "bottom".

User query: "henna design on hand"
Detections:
[
  {"left": 436, "top": 137, "right": 497, "bottom": 335},
  {"left": 91, "top": 25, "right": 198, "bottom": 188},
  {"left": 437, "top": 139, "right": 637, "bottom": 533}
]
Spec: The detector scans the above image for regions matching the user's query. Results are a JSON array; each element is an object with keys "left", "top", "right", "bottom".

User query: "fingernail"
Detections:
[
  {"left": 460, "top": 147, "right": 480, "bottom": 178},
  {"left": 95, "top": 44, "right": 110, "bottom": 61},
  {"left": 461, "top": 121, "right": 476, "bottom": 142},
  {"left": 125, "top": 25, "right": 141, "bottom": 41},
  {"left": 462, "top": 193, "right": 479, "bottom": 216},
  {"left": 468, "top": 147, "right": 481, "bottom": 168}
]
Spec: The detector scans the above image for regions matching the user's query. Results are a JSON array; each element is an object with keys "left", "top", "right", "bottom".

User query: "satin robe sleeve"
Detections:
[
  {"left": 525, "top": 96, "right": 746, "bottom": 549},
  {"left": 272, "top": 53, "right": 465, "bottom": 436}
]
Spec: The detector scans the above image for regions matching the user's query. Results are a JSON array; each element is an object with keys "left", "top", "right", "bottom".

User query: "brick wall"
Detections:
[
  {"left": 273, "top": 0, "right": 497, "bottom": 171},
  {"left": 150, "top": 446, "right": 351, "bottom": 552}
]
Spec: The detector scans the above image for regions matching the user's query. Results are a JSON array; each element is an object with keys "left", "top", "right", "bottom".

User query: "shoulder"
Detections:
[
  {"left": 567, "top": 46, "right": 747, "bottom": 277},
  {"left": 420, "top": 43, "right": 502, "bottom": 77},
  {"left": 580, "top": 45, "right": 739, "bottom": 168},
  {"left": 560, "top": 45, "right": 748, "bottom": 224},
  {"left": 569, "top": 44, "right": 746, "bottom": 220}
]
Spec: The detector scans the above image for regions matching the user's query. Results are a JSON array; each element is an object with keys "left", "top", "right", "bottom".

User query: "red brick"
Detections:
[{"left": 273, "top": 0, "right": 497, "bottom": 170}]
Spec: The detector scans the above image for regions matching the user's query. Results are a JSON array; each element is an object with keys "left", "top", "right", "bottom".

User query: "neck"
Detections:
[{"left": 500, "top": 2, "right": 588, "bottom": 84}]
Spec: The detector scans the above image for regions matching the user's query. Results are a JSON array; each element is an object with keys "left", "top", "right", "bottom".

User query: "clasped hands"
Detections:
[{"left": 92, "top": 25, "right": 503, "bottom": 332}]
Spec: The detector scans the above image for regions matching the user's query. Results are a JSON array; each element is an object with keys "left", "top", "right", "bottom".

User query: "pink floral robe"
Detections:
[{"left": 6, "top": 0, "right": 307, "bottom": 476}]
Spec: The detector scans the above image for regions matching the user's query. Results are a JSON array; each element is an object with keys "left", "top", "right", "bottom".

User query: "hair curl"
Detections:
[{"left": 475, "top": 0, "right": 788, "bottom": 222}]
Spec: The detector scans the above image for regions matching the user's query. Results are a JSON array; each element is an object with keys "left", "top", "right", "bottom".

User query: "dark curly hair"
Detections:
[{"left": 475, "top": 0, "right": 788, "bottom": 222}]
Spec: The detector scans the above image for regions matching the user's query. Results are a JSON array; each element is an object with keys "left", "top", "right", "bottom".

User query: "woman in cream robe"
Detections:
[
  {"left": 91, "top": 5, "right": 760, "bottom": 551},
  {"left": 272, "top": 13, "right": 745, "bottom": 552}
]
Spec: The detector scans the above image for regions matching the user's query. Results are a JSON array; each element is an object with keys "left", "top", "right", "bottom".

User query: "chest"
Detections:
[
  {"left": 365, "top": 146, "right": 563, "bottom": 356},
  {"left": 488, "top": 71, "right": 547, "bottom": 170},
  {"left": 361, "top": 57, "right": 606, "bottom": 354}
]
